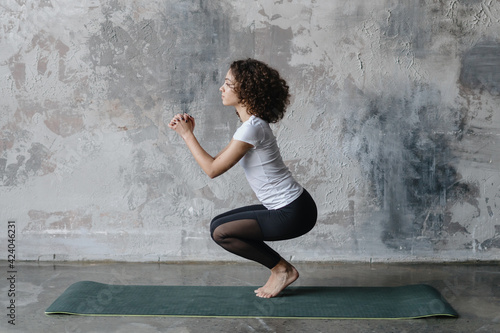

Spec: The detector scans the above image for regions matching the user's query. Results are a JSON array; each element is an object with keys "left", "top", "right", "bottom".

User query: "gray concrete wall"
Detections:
[{"left": 1, "top": 0, "right": 499, "bottom": 263}]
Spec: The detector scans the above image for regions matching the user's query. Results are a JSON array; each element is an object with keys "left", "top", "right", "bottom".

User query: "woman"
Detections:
[{"left": 168, "top": 58, "right": 317, "bottom": 298}]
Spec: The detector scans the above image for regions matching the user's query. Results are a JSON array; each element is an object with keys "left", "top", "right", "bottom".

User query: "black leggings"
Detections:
[{"left": 210, "top": 189, "right": 317, "bottom": 269}]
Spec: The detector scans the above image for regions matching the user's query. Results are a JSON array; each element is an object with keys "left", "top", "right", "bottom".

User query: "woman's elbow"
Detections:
[
  {"left": 205, "top": 161, "right": 233, "bottom": 179},
  {"left": 207, "top": 169, "right": 221, "bottom": 179},
  {"left": 206, "top": 166, "right": 229, "bottom": 179}
]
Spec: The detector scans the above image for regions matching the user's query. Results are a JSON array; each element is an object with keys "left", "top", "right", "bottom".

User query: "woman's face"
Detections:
[{"left": 219, "top": 70, "right": 240, "bottom": 107}]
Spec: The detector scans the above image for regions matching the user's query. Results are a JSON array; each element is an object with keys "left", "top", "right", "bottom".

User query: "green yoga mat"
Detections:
[{"left": 45, "top": 281, "right": 458, "bottom": 319}]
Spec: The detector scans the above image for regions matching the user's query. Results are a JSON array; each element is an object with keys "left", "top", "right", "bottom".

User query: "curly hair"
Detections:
[{"left": 229, "top": 59, "right": 290, "bottom": 123}]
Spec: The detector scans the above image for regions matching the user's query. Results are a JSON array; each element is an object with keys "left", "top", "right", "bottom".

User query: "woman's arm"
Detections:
[
  {"left": 183, "top": 135, "right": 251, "bottom": 179},
  {"left": 169, "top": 114, "right": 252, "bottom": 179}
]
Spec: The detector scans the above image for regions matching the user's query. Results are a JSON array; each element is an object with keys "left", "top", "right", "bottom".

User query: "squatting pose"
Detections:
[{"left": 168, "top": 58, "right": 317, "bottom": 298}]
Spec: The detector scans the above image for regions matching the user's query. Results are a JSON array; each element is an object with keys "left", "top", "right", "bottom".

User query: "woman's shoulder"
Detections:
[
  {"left": 236, "top": 116, "right": 271, "bottom": 139},
  {"left": 248, "top": 115, "right": 270, "bottom": 128},
  {"left": 239, "top": 116, "right": 264, "bottom": 134}
]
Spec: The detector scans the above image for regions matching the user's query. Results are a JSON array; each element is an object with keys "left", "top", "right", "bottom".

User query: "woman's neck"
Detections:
[{"left": 235, "top": 105, "right": 252, "bottom": 122}]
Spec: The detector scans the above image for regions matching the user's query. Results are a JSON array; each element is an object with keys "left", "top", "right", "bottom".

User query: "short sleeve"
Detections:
[{"left": 233, "top": 121, "right": 262, "bottom": 147}]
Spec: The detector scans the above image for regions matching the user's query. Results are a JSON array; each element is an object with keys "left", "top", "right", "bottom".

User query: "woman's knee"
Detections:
[
  {"left": 209, "top": 220, "right": 218, "bottom": 240},
  {"left": 211, "top": 225, "right": 228, "bottom": 245},
  {"left": 210, "top": 217, "right": 225, "bottom": 241}
]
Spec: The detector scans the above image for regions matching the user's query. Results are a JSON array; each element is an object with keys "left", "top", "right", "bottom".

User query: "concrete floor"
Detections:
[{"left": 1, "top": 261, "right": 499, "bottom": 333}]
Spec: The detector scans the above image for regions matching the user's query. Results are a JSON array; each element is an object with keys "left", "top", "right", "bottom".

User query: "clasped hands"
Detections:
[{"left": 168, "top": 113, "right": 195, "bottom": 137}]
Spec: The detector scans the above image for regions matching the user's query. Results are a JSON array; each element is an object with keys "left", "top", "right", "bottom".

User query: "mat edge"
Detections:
[{"left": 45, "top": 312, "right": 459, "bottom": 320}]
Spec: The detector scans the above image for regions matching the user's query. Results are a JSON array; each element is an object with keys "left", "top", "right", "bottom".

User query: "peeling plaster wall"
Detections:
[{"left": 1, "top": 0, "right": 499, "bottom": 262}]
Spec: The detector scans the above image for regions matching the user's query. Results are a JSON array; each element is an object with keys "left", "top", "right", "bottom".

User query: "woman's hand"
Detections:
[{"left": 168, "top": 113, "right": 195, "bottom": 138}]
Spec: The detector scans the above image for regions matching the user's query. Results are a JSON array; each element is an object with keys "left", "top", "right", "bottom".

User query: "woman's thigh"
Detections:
[
  {"left": 210, "top": 204, "right": 266, "bottom": 235},
  {"left": 212, "top": 204, "right": 266, "bottom": 220},
  {"left": 255, "top": 190, "right": 317, "bottom": 241},
  {"left": 210, "top": 190, "right": 317, "bottom": 241}
]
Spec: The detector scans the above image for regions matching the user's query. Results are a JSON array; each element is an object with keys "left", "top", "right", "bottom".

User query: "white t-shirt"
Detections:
[{"left": 233, "top": 115, "right": 303, "bottom": 210}]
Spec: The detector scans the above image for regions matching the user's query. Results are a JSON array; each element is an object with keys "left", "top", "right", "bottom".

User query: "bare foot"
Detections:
[{"left": 254, "top": 258, "right": 299, "bottom": 298}]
